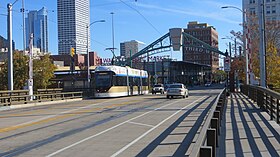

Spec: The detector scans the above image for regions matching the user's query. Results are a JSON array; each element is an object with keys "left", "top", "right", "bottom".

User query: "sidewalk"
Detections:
[{"left": 218, "top": 93, "right": 280, "bottom": 157}]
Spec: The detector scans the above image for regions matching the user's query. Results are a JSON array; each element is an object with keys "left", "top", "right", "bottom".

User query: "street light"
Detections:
[
  {"left": 86, "top": 20, "right": 105, "bottom": 88},
  {"left": 221, "top": 5, "right": 249, "bottom": 85}
]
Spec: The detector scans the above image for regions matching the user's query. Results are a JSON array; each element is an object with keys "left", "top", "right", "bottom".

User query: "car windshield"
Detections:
[
  {"left": 169, "top": 84, "right": 183, "bottom": 88},
  {"left": 154, "top": 85, "right": 162, "bottom": 87}
]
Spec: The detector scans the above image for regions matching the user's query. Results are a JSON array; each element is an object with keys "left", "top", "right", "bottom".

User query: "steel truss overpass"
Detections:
[{"left": 117, "top": 28, "right": 227, "bottom": 66}]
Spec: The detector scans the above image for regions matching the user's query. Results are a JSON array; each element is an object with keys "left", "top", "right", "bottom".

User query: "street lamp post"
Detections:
[
  {"left": 86, "top": 20, "right": 105, "bottom": 88},
  {"left": 7, "top": 3, "right": 13, "bottom": 90},
  {"left": 111, "top": 12, "right": 115, "bottom": 58},
  {"left": 221, "top": 6, "right": 249, "bottom": 85},
  {"left": 7, "top": 0, "right": 21, "bottom": 91}
]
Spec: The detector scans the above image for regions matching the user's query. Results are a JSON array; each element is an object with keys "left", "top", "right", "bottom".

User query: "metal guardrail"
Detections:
[
  {"left": 0, "top": 91, "right": 83, "bottom": 106},
  {"left": 0, "top": 90, "right": 29, "bottom": 97},
  {"left": 189, "top": 88, "right": 227, "bottom": 157},
  {"left": 241, "top": 85, "right": 280, "bottom": 124},
  {"left": 37, "top": 88, "right": 63, "bottom": 94}
]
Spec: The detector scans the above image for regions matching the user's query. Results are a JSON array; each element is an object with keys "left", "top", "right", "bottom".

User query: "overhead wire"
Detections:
[{"left": 119, "top": 0, "right": 162, "bottom": 36}]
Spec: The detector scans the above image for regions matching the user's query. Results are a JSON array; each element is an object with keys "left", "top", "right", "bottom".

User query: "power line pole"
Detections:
[
  {"left": 7, "top": 3, "right": 13, "bottom": 90},
  {"left": 21, "top": 0, "right": 26, "bottom": 51},
  {"left": 258, "top": 0, "right": 266, "bottom": 87},
  {"left": 28, "top": 33, "right": 33, "bottom": 100}
]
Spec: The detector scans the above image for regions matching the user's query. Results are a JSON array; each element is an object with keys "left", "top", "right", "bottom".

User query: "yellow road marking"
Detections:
[
  {"left": 0, "top": 100, "right": 105, "bottom": 119},
  {"left": 0, "top": 99, "right": 142, "bottom": 133}
]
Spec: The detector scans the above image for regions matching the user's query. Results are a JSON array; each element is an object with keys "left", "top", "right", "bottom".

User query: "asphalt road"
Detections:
[{"left": 0, "top": 87, "right": 223, "bottom": 157}]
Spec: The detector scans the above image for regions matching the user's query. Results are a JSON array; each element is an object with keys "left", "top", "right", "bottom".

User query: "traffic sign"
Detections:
[{"left": 224, "top": 57, "right": 231, "bottom": 72}]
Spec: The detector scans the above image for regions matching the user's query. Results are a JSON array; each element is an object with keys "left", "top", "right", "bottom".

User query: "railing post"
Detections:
[
  {"left": 277, "top": 99, "right": 279, "bottom": 124},
  {"left": 207, "top": 129, "right": 216, "bottom": 157},
  {"left": 266, "top": 93, "right": 269, "bottom": 111},
  {"left": 211, "top": 118, "right": 219, "bottom": 146},
  {"left": 270, "top": 96, "right": 273, "bottom": 120},
  {"left": 200, "top": 146, "right": 212, "bottom": 157}
]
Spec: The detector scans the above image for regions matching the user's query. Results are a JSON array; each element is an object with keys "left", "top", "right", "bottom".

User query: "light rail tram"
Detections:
[{"left": 94, "top": 65, "right": 149, "bottom": 98}]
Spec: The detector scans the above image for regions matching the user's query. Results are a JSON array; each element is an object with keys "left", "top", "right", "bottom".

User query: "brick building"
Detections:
[{"left": 183, "top": 21, "right": 219, "bottom": 73}]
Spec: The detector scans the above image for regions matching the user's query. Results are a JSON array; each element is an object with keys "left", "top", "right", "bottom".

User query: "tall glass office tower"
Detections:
[
  {"left": 57, "top": 0, "right": 90, "bottom": 55},
  {"left": 25, "top": 7, "right": 48, "bottom": 53}
]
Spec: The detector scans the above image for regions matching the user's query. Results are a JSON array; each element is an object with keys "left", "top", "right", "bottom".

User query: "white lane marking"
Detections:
[
  {"left": 110, "top": 96, "right": 207, "bottom": 157},
  {"left": 128, "top": 121, "right": 154, "bottom": 128},
  {"left": 46, "top": 99, "right": 184, "bottom": 157},
  {"left": 8, "top": 99, "right": 115, "bottom": 129}
]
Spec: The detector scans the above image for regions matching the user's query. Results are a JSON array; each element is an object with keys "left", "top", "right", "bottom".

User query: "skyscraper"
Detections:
[
  {"left": 57, "top": 0, "right": 90, "bottom": 55},
  {"left": 120, "top": 40, "right": 145, "bottom": 58},
  {"left": 25, "top": 7, "right": 48, "bottom": 53}
]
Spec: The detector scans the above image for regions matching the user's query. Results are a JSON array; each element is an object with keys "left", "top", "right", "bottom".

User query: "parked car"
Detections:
[
  {"left": 166, "top": 83, "right": 189, "bottom": 99},
  {"left": 204, "top": 82, "right": 212, "bottom": 87},
  {"left": 164, "top": 84, "right": 171, "bottom": 92},
  {"left": 152, "top": 84, "right": 164, "bottom": 94}
]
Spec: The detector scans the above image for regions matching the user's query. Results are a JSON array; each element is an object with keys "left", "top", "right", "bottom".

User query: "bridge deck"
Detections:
[{"left": 218, "top": 93, "right": 280, "bottom": 157}]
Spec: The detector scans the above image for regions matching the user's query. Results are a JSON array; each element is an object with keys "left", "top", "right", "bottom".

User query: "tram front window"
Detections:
[{"left": 95, "top": 73, "right": 112, "bottom": 89}]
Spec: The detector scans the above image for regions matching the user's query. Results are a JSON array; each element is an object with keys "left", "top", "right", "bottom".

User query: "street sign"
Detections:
[{"left": 224, "top": 57, "right": 231, "bottom": 72}]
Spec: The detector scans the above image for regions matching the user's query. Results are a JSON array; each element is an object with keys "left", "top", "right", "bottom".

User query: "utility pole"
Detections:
[
  {"left": 21, "top": 0, "right": 26, "bottom": 51},
  {"left": 7, "top": 3, "right": 13, "bottom": 90},
  {"left": 28, "top": 33, "right": 34, "bottom": 100},
  {"left": 258, "top": 0, "right": 266, "bottom": 87},
  {"left": 130, "top": 49, "right": 132, "bottom": 67},
  {"left": 111, "top": 12, "right": 115, "bottom": 60}
]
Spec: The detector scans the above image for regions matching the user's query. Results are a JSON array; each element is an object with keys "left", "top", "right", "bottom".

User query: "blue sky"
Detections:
[{"left": 0, "top": 0, "right": 242, "bottom": 61}]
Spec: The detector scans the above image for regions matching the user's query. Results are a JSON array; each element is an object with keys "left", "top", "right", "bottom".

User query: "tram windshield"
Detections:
[{"left": 95, "top": 72, "right": 112, "bottom": 88}]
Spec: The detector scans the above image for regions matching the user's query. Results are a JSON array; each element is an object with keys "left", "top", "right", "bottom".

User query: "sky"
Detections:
[{"left": 0, "top": 0, "right": 243, "bottom": 62}]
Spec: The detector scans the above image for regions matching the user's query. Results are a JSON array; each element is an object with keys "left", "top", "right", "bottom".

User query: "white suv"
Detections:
[{"left": 152, "top": 84, "right": 164, "bottom": 94}]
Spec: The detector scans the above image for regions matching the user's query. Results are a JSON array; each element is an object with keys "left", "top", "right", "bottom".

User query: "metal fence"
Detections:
[
  {"left": 0, "top": 89, "right": 83, "bottom": 106},
  {"left": 241, "top": 85, "right": 280, "bottom": 124},
  {"left": 189, "top": 88, "right": 227, "bottom": 157}
]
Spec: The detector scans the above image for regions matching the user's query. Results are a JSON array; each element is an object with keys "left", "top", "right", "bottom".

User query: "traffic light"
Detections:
[
  {"left": 70, "top": 47, "right": 75, "bottom": 57},
  {"left": 224, "top": 49, "right": 228, "bottom": 57}
]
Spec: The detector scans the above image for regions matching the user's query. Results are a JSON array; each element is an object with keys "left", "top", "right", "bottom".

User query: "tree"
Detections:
[
  {"left": 213, "top": 70, "right": 227, "bottom": 82},
  {"left": 266, "top": 42, "right": 280, "bottom": 88},
  {"left": 230, "top": 17, "right": 280, "bottom": 88},
  {"left": 0, "top": 51, "right": 29, "bottom": 90},
  {"left": 33, "top": 54, "right": 57, "bottom": 89},
  {"left": 0, "top": 52, "right": 57, "bottom": 90}
]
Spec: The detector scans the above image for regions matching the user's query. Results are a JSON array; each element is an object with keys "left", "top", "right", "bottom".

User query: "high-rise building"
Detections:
[
  {"left": 183, "top": 21, "right": 219, "bottom": 72},
  {"left": 120, "top": 40, "right": 145, "bottom": 58},
  {"left": 57, "top": 0, "right": 90, "bottom": 55},
  {"left": 25, "top": 7, "right": 48, "bottom": 53},
  {"left": 243, "top": 0, "right": 280, "bottom": 22}
]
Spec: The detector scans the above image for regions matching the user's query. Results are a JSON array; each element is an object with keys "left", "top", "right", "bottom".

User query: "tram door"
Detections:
[{"left": 129, "top": 77, "right": 133, "bottom": 95}]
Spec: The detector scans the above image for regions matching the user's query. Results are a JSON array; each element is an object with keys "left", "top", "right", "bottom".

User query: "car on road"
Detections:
[
  {"left": 166, "top": 83, "right": 188, "bottom": 99},
  {"left": 152, "top": 84, "right": 164, "bottom": 94},
  {"left": 204, "top": 82, "right": 212, "bottom": 87}
]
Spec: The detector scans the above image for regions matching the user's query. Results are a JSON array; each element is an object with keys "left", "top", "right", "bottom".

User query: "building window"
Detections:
[
  {"left": 249, "top": 0, "right": 255, "bottom": 3},
  {"left": 266, "top": 6, "right": 271, "bottom": 14},
  {"left": 250, "top": 8, "right": 256, "bottom": 15},
  {"left": 271, "top": 6, "right": 276, "bottom": 14},
  {"left": 266, "top": 0, "right": 270, "bottom": 2}
]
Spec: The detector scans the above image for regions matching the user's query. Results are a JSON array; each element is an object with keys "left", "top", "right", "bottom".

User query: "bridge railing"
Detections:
[
  {"left": 0, "top": 90, "right": 83, "bottom": 107},
  {"left": 189, "top": 88, "right": 227, "bottom": 157},
  {"left": 241, "top": 85, "right": 280, "bottom": 124},
  {"left": 37, "top": 88, "right": 63, "bottom": 94}
]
